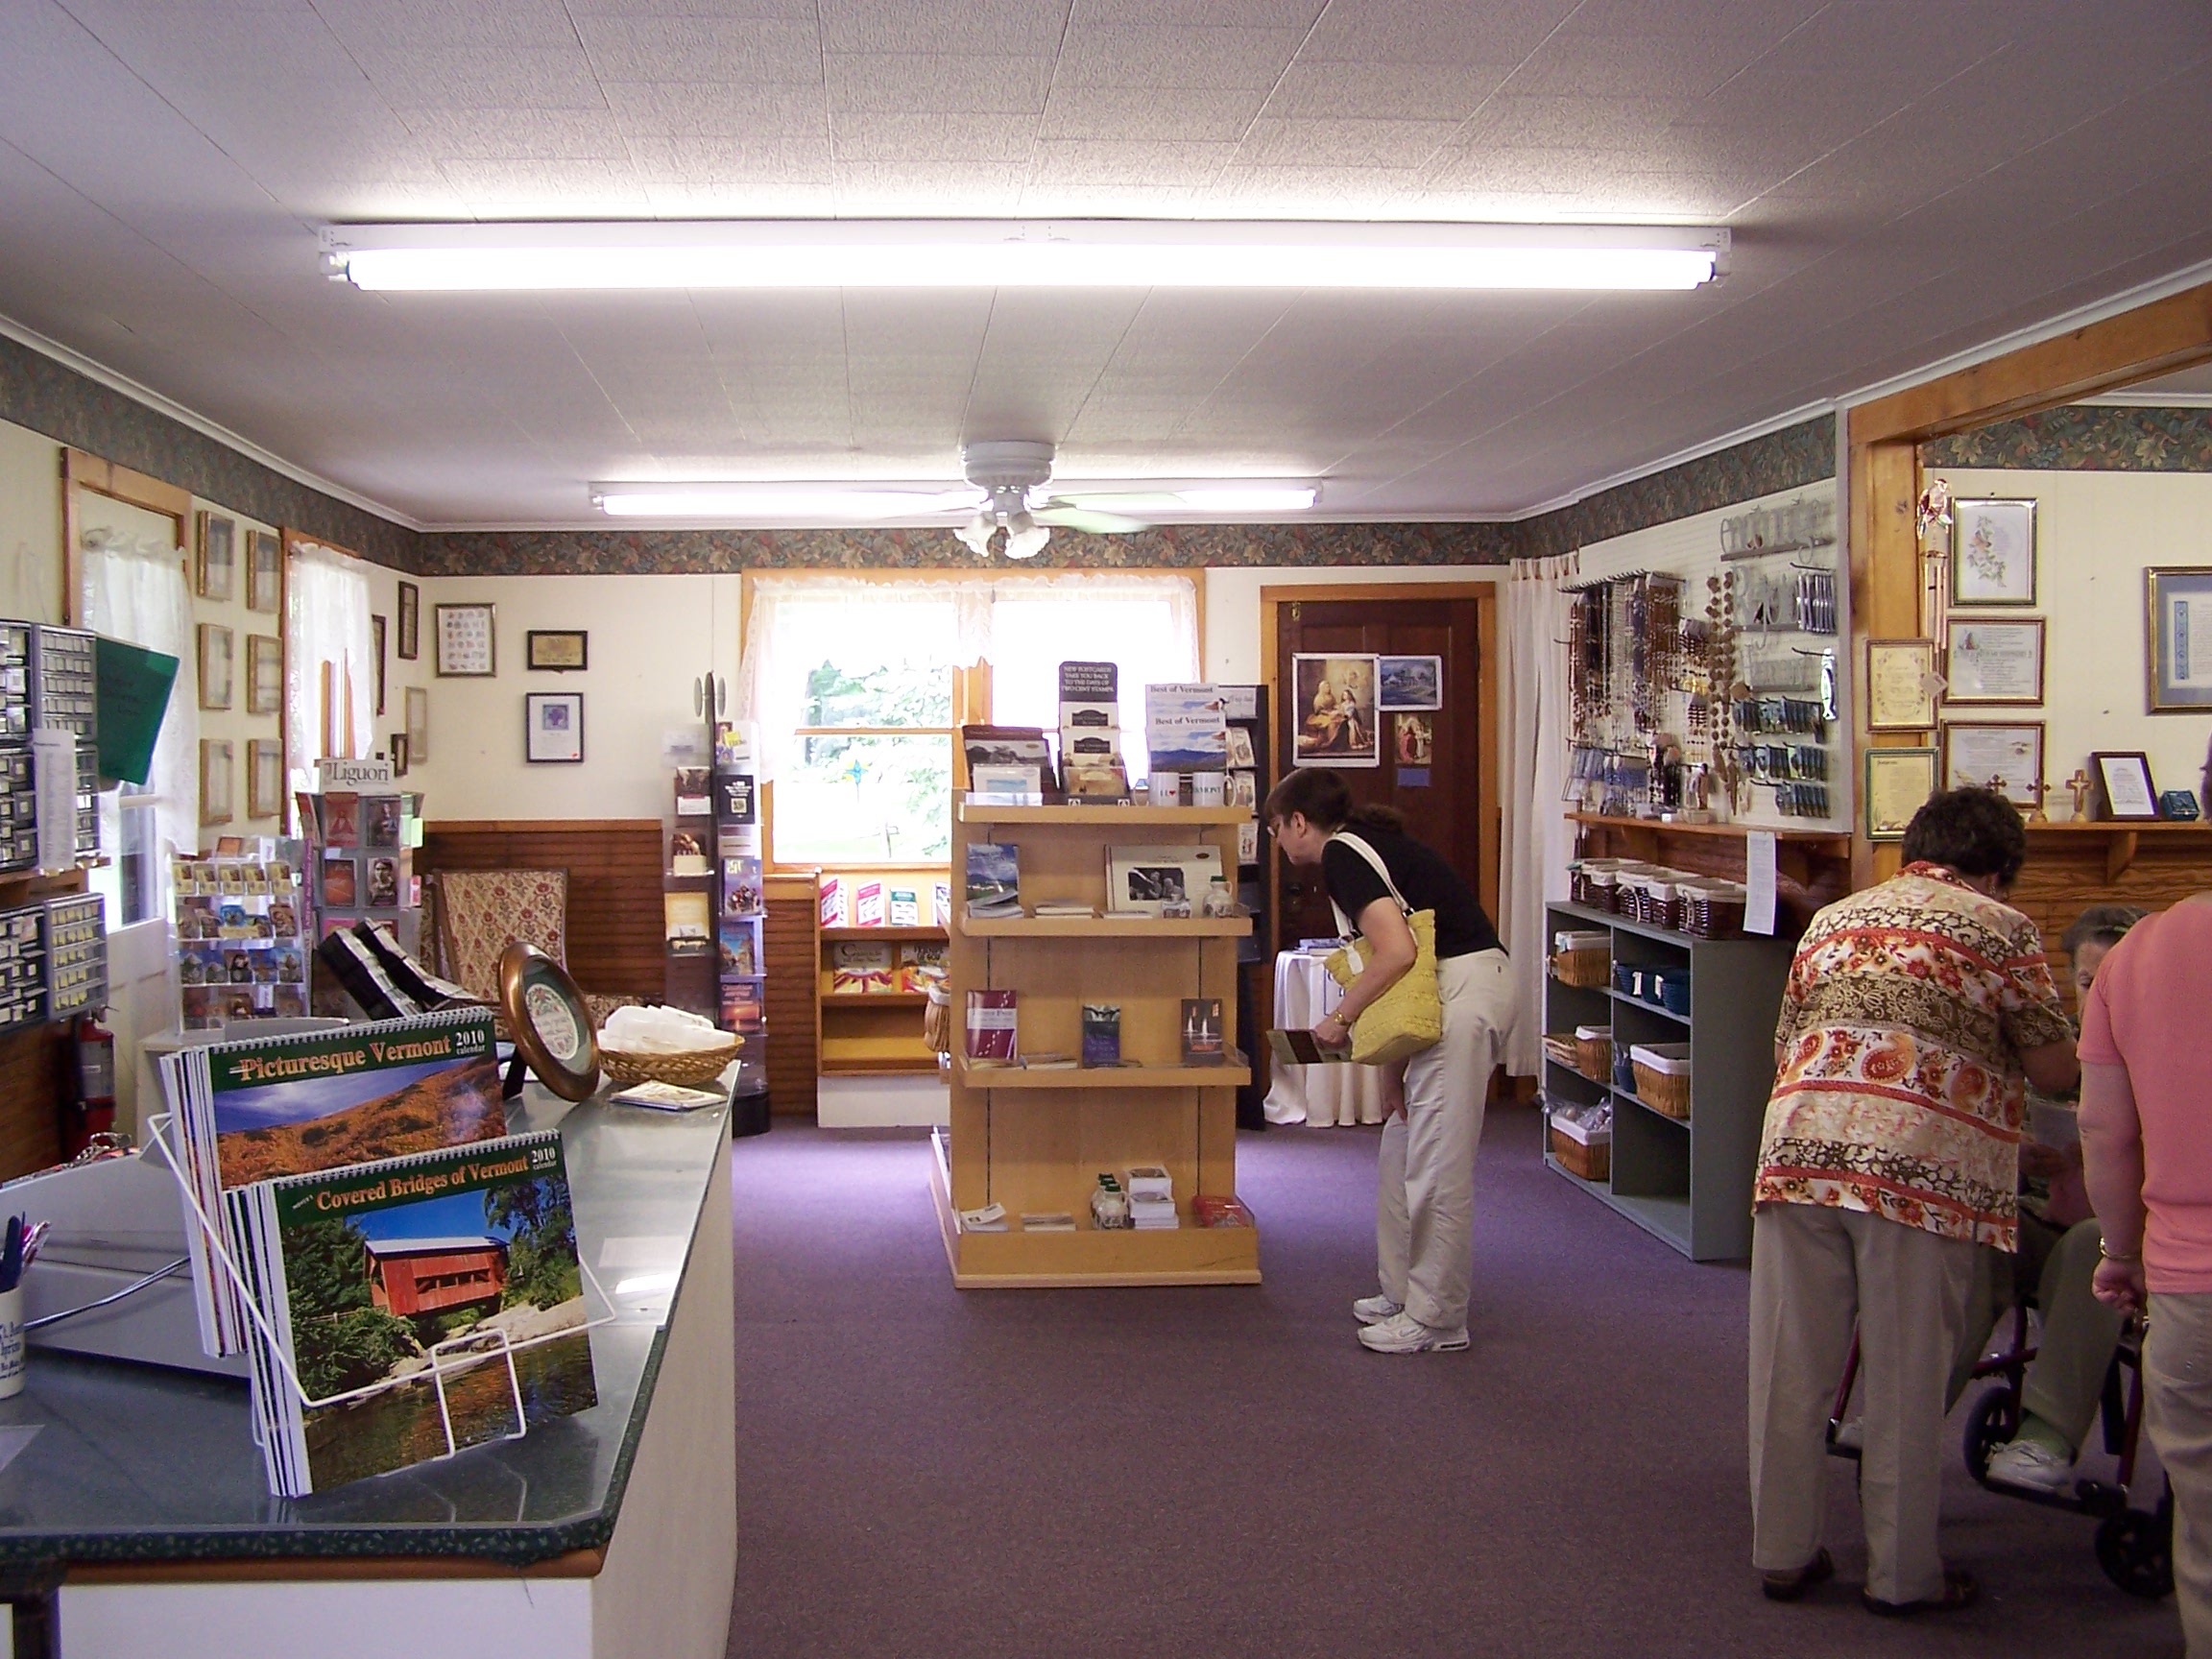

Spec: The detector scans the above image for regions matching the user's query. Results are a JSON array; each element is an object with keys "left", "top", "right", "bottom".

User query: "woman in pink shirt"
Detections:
[{"left": 2080, "top": 892, "right": 2212, "bottom": 1654}]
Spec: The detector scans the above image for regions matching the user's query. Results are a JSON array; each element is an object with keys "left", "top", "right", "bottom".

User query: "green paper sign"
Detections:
[{"left": 93, "top": 635, "right": 179, "bottom": 785}]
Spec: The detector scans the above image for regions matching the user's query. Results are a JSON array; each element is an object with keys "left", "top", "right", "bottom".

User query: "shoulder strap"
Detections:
[{"left": 1326, "top": 830, "right": 1414, "bottom": 935}]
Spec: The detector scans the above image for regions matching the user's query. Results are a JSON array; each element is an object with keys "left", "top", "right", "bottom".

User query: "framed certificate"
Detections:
[
  {"left": 2147, "top": 566, "right": 2212, "bottom": 711},
  {"left": 1864, "top": 747, "right": 1936, "bottom": 841},
  {"left": 2091, "top": 751, "right": 2159, "bottom": 821},
  {"left": 1943, "top": 616, "right": 2044, "bottom": 706},
  {"left": 434, "top": 602, "right": 495, "bottom": 677},
  {"left": 1865, "top": 638, "right": 1937, "bottom": 731},
  {"left": 1941, "top": 721, "right": 2044, "bottom": 808}
]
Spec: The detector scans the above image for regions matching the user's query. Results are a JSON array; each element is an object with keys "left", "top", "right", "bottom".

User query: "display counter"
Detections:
[{"left": 0, "top": 1085, "right": 735, "bottom": 1659}]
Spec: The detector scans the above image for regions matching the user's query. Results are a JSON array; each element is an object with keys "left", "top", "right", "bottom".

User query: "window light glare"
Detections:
[{"left": 1172, "top": 486, "right": 1316, "bottom": 513}]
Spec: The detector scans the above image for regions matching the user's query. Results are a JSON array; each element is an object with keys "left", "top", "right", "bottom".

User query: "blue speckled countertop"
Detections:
[{"left": 0, "top": 1088, "right": 729, "bottom": 1571}]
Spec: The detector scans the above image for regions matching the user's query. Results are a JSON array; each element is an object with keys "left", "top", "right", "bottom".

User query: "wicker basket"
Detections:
[
  {"left": 598, "top": 1036, "right": 742, "bottom": 1089},
  {"left": 1551, "top": 931, "right": 1612, "bottom": 988},
  {"left": 1550, "top": 1121, "right": 1611, "bottom": 1182},
  {"left": 1541, "top": 1033, "right": 1580, "bottom": 1071},
  {"left": 1629, "top": 1043, "right": 1692, "bottom": 1118},
  {"left": 1575, "top": 1025, "right": 1612, "bottom": 1084}
]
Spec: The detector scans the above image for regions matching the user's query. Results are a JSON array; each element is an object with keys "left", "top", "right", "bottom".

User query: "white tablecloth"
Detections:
[{"left": 1263, "top": 949, "right": 1386, "bottom": 1127}]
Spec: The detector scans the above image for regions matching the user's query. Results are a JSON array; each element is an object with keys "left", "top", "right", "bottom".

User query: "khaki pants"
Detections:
[
  {"left": 2147, "top": 1291, "right": 2212, "bottom": 1656},
  {"left": 1376, "top": 950, "right": 1511, "bottom": 1331},
  {"left": 1748, "top": 1203, "right": 1978, "bottom": 1604},
  {"left": 1949, "top": 1215, "right": 2127, "bottom": 1449}
]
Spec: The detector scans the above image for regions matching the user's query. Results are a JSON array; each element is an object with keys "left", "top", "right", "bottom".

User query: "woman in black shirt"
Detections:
[{"left": 1263, "top": 768, "right": 1513, "bottom": 1354}]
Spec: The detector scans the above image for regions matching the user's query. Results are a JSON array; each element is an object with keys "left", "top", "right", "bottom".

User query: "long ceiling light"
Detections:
[
  {"left": 326, "top": 221, "right": 1727, "bottom": 292},
  {"left": 588, "top": 479, "right": 1318, "bottom": 520}
]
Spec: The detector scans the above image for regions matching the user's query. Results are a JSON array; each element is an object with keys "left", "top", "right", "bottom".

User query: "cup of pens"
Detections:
[{"left": 0, "top": 1214, "right": 44, "bottom": 1399}]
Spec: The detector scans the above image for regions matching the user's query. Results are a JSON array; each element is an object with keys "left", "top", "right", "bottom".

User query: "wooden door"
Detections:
[{"left": 1270, "top": 593, "right": 1493, "bottom": 951}]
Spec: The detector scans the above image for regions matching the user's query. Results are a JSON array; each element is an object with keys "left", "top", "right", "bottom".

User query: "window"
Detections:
[
  {"left": 741, "top": 573, "right": 1199, "bottom": 866},
  {"left": 285, "top": 537, "right": 374, "bottom": 806}
]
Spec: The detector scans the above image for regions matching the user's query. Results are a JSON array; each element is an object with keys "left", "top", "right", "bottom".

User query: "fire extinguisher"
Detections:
[{"left": 61, "top": 1012, "right": 115, "bottom": 1160}]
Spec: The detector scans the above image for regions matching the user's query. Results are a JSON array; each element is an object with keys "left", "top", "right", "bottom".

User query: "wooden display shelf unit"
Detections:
[
  {"left": 940, "top": 801, "right": 1258, "bottom": 1288},
  {"left": 815, "top": 883, "right": 948, "bottom": 1081},
  {"left": 2022, "top": 819, "right": 2212, "bottom": 881}
]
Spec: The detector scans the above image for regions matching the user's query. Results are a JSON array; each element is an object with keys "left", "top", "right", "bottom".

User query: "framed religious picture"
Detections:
[
  {"left": 1943, "top": 616, "right": 2045, "bottom": 706},
  {"left": 196, "top": 511, "right": 236, "bottom": 602},
  {"left": 1864, "top": 747, "right": 1937, "bottom": 841},
  {"left": 200, "top": 738, "right": 234, "bottom": 826},
  {"left": 526, "top": 629, "right": 589, "bottom": 672},
  {"left": 1376, "top": 654, "right": 1443, "bottom": 710},
  {"left": 434, "top": 602, "right": 495, "bottom": 677},
  {"left": 525, "top": 691, "right": 584, "bottom": 763},
  {"left": 246, "top": 528, "right": 282, "bottom": 613},
  {"left": 2090, "top": 750, "right": 2159, "bottom": 821},
  {"left": 246, "top": 634, "right": 282, "bottom": 714},
  {"left": 1290, "top": 653, "right": 1381, "bottom": 767},
  {"left": 372, "top": 614, "right": 387, "bottom": 714},
  {"left": 246, "top": 738, "right": 283, "bottom": 820},
  {"left": 1941, "top": 720, "right": 2044, "bottom": 808},
  {"left": 405, "top": 684, "right": 429, "bottom": 761},
  {"left": 396, "top": 579, "right": 421, "bottom": 660},
  {"left": 1950, "top": 498, "right": 2037, "bottom": 607},
  {"left": 197, "top": 623, "right": 233, "bottom": 710},
  {"left": 1864, "top": 638, "right": 1938, "bottom": 731},
  {"left": 2146, "top": 566, "right": 2212, "bottom": 711}
]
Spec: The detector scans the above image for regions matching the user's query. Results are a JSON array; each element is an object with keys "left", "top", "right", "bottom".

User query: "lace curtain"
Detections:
[
  {"left": 284, "top": 538, "right": 374, "bottom": 801},
  {"left": 1499, "top": 551, "right": 1580, "bottom": 1077},
  {"left": 80, "top": 526, "right": 198, "bottom": 901}
]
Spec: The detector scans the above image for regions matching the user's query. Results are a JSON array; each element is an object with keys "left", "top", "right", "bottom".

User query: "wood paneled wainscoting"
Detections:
[
  {"left": 417, "top": 820, "right": 665, "bottom": 1001},
  {"left": 2013, "top": 823, "right": 2212, "bottom": 1007},
  {"left": 761, "top": 872, "right": 821, "bottom": 1118}
]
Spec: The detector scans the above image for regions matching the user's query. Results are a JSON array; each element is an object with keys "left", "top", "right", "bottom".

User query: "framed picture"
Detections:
[
  {"left": 197, "top": 623, "right": 233, "bottom": 710},
  {"left": 1864, "top": 747, "right": 1937, "bottom": 841},
  {"left": 390, "top": 733, "right": 410, "bottom": 778},
  {"left": 246, "top": 634, "right": 281, "bottom": 714},
  {"left": 1941, "top": 720, "right": 2044, "bottom": 808},
  {"left": 196, "top": 511, "right": 236, "bottom": 602},
  {"left": 2146, "top": 565, "right": 2212, "bottom": 711},
  {"left": 1377, "top": 654, "right": 1443, "bottom": 710},
  {"left": 2091, "top": 751, "right": 2159, "bottom": 821},
  {"left": 1950, "top": 498, "right": 2037, "bottom": 607},
  {"left": 435, "top": 602, "right": 495, "bottom": 676},
  {"left": 246, "top": 529, "right": 281, "bottom": 613},
  {"left": 200, "top": 738, "right": 234, "bottom": 826},
  {"left": 1393, "top": 711, "right": 1433, "bottom": 765},
  {"left": 246, "top": 738, "right": 283, "bottom": 820},
  {"left": 525, "top": 691, "right": 584, "bottom": 763},
  {"left": 396, "top": 580, "right": 420, "bottom": 661},
  {"left": 1865, "top": 638, "right": 1938, "bottom": 731},
  {"left": 526, "top": 629, "right": 589, "bottom": 672},
  {"left": 372, "top": 613, "right": 387, "bottom": 715},
  {"left": 1943, "top": 616, "right": 2045, "bottom": 706},
  {"left": 405, "top": 685, "right": 429, "bottom": 761},
  {"left": 1291, "top": 653, "right": 1381, "bottom": 767}
]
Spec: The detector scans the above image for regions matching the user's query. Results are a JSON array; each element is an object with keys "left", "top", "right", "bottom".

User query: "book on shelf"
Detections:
[
  {"left": 1180, "top": 998, "right": 1225, "bottom": 1066},
  {"left": 717, "top": 916, "right": 761, "bottom": 978},
  {"left": 888, "top": 887, "right": 919, "bottom": 926},
  {"left": 964, "top": 988, "right": 1018, "bottom": 1062},
  {"left": 1191, "top": 1194, "right": 1254, "bottom": 1229},
  {"left": 668, "top": 828, "right": 709, "bottom": 878},
  {"left": 897, "top": 942, "right": 948, "bottom": 991},
  {"left": 1144, "top": 685, "right": 1230, "bottom": 772},
  {"left": 611, "top": 1078, "right": 728, "bottom": 1112},
  {"left": 1130, "top": 1194, "right": 1178, "bottom": 1230},
  {"left": 1021, "top": 1051, "right": 1077, "bottom": 1070},
  {"left": 830, "top": 942, "right": 895, "bottom": 994},
  {"left": 223, "top": 1128, "right": 595, "bottom": 1498},
  {"left": 1105, "top": 844, "right": 1222, "bottom": 917},
  {"left": 965, "top": 841, "right": 1022, "bottom": 918},
  {"left": 1080, "top": 1003, "right": 1121, "bottom": 1068},
  {"left": 932, "top": 880, "right": 952, "bottom": 927},
  {"left": 1123, "top": 1165, "right": 1173, "bottom": 1200},
  {"left": 719, "top": 979, "right": 764, "bottom": 1036},
  {"left": 1019, "top": 1212, "right": 1075, "bottom": 1232},
  {"left": 854, "top": 879, "right": 885, "bottom": 927},
  {"left": 721, "top": 855, "right": 763, "bottom": 915},
  {"left": 818, "top": 875, "right": 851, "bottom": 928},
  {"left": 1029, "top": 900, "right": 1096, "bottom": 919},
  {"left": 714, "top": 773, "right": 757, "bottom": 825},
  {"left": 958, "top": 1202, "right": 1008, "bottom": 1233},
  {"left": 664, "top": 889, "right": 711, "bottom": 950}
]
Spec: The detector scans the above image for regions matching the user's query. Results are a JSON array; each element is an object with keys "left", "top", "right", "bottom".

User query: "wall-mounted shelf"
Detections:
[
  {"left": 1568, "top": 813, "right": 1850, "bottom": 936},
  {"left": 2023, "top": 819, "right": 2212, "bottom": 881},
  {"left": 957, "top": 913, "right": 1251, "bottom": 939}
]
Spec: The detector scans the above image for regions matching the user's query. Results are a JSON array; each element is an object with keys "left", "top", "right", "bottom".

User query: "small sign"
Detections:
[
  {"left": 318, "top": 757, "right": 396, "bottom": 790},
  {"left": 1396, "top": 766, "right": 1431, "bottom": 788}
]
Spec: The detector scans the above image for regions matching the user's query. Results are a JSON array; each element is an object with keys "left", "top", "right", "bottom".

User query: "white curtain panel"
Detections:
[
  {"left": 1499, "top": 551, "right": 1580, "bottom": 1077},
  {"left": 79, "top": 527, "right": 199, "bottom": 863},
  {"left": 284, "top": 538, "right": 374, "bottom": 796}
]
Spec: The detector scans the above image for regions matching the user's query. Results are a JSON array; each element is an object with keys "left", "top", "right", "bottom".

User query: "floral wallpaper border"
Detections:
[{"left": 1920, "top": 405, "right": 2212, "bottom": 471}]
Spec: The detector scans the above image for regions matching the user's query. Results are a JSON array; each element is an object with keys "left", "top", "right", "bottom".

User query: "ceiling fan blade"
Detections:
[
  {"left": 1047, "top": 490, "right": 1184, "bottom": 514},
  {"left": 1034, "top": 506, "right": 1151, "bottom": 534}
]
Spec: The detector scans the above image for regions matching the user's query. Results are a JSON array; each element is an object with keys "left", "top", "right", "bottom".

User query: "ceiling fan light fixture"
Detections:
[
  {"left": 953, "top": 513, "right": 997, "bottom": 557},
  {"left": 1002, "top": 520, "right": 1051, "bottom": 561}
]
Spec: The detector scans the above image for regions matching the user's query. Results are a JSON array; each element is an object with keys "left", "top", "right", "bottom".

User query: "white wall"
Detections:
[
  {"left": 1925, "top": 466, "right": 2212, "bottom": 803},
  {"left": 1201, "top": 564, "right": 1501, "bottom": 683}
]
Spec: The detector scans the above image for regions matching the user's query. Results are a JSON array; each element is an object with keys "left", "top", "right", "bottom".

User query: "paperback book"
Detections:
[
  {"left": 717, "top": 916, "right": 761, "bottom": 978},
  {"left": 1180, "top": 998, "right": 1225, "bottom": 1066},
  {"left": 1080, "top": 1003, "right": 1121, "bottom": 1068},
  {"left": 965, "top": 841, "right": 1022, "bottom": 918},
  {"left": 830, "top": 942, "right": 895, "bottom": 994},
  {"left": 964, "top": 988, "right": 1018, "bottom": 1063}
]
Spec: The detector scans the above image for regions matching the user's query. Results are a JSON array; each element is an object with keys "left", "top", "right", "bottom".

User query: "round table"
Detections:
[{"left": 1263, "top": 949, "right": 1386, "bottom": 1127}]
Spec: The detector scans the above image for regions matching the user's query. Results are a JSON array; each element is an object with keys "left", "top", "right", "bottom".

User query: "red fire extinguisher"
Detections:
[{"left": 61, "top": 1012, "right": 115, "bottom": 1159}]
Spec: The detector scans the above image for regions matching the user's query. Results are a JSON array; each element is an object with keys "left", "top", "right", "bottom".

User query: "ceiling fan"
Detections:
[{"left": 953, "top": 440, "right": 1161, "bottom": 559}]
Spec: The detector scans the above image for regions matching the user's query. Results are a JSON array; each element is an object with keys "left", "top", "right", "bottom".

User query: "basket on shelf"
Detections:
[
  {"left": 598, "top": 1036, "right": 742, "bottom": 1089},
  {"left": 1549, "top": 1118, "right": 1611, "bottom": 1182},
  {"left": 1629, "top": 1043, "right": 1692, "bottom": 1118},
  {"left": 1679, "top": 881, "right": 1748, "bottom": 940},
  {"left": 1551, "top": 930, "right": 1612, "bottom": 988},
  {"left": 1575, "top": 1023, "right": 1612, "bottom": 1084},
  {"left": 1541, "top": 1033, "right": 1580, "bottom": 1071}
]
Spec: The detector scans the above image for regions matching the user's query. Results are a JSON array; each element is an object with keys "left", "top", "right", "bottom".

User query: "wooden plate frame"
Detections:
[{"left": 498, "top": 940, "right": 601, "bottom": 1101}]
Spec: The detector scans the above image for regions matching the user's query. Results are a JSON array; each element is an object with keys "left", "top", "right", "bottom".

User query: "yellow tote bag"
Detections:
[{"left": 1320, "top": 832, "right": 1443, "bottom": 1066}]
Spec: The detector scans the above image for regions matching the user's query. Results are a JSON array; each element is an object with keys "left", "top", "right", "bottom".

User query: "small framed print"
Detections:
[
  {"left": 1865, "top": 747, "right": 1937, "bottom": 841},
  {"left": 2091, "top": 750, "right": 2160, "bottom": 821},
  {"left": 435, "top": 602, "right": 495, "bottom": 676},
  {"left": 197, "top": 511, "right": 236, "bottom": 602},
  {"left": 1941, "top": 720, "right": 2044, "bottom": 808},
  {"left": 246, "top": 529, "right": 281, "bottom": 613},
  {"left": 526, "top": 629, "right": 589, "bottom": 672},
  {"left": 525, "top": 691, "right": 584, "bottom": 763},
  {"left": 1865, "top": 638, "right": 1938, "bottom": 731},
  {"left": 390, "top": 733, "right": 410, "bottom": 778},
  {"left": 1943, "top": 616, "right": 2045, "bottom": 706},
  {"left": 405, "top": 685, "right": 429, "bottom": 761},
  {"left": 2146, "top": 566, "right": 2212, "bottom": 711},
  {"left": 1950, "top": 498, "right": 2037, "bottom": 607},
  {"left": 372, "top": 613, "right": 387, "bottom": 714},
  {"left": 397, "top": 580, "right": 421, "bottom": 660},
  {"left": 197, "top": 623, "right": 233, "bottom": 710},
  {"left": 200, "top": 738, "right": 234, "bottom": 826},
  {"left": 1291, "top": 653, "right": 1382, "bottom": 767},
  {"left": 1377, "top": 655, "right": 1443, "bottom": 711},
  {"left": 246, "top": 738, "right": 283, "bottom": 820},
  {"left": 246, "top": 634, "right": 281, "bottom": 714}
]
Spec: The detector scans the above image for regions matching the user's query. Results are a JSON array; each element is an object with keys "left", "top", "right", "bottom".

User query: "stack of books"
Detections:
[
  {"left": 1124, "top": 1164, "right": 1178, "bottom": 1231},
  {"left": 1058, "top": 661, "right": 1131, "bottom": 802}
]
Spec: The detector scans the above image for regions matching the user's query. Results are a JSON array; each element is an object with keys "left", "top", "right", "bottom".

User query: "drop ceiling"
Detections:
[{"left": 1, "top": 0, "right": 2209, "bottom": 530}]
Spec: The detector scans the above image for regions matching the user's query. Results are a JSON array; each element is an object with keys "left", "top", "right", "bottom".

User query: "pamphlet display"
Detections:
[{"left": 173, "top": 845, "right": 313, "bottom": 1028}]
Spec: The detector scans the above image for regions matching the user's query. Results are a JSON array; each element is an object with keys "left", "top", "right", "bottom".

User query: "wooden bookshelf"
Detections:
[
  {"left": 817, "top": 878, "right": 948, "bottom": 1080},
  {"left": 937, "top": 802, "right": 1258, "bottom": 1288}
]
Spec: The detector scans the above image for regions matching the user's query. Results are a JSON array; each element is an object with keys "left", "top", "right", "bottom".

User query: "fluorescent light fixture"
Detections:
[
  {"left": 1170, "top": 486, "right": 1316, "bottom": 513},
  {"left": 327, "top": 221, "right": 1727, "bottom": 292},
  {"left": 590, "top": 483, "right": 969, "bottom": 518}
]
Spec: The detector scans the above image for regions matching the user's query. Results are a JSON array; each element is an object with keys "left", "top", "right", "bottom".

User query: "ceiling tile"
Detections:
[
  {"left": 1055, "top": 24, "right": 1309, "bottom": 89},
  {"left": 1259, "top": 60, "right": 1508, "bottom": 119},
  {"left": 348, "top": 47, "right": 609, "bottom": 109},
  {"left": 818, "top": 0, "right": 1070, "bottom": 58},
  {"left": 1040, "top": 85, "right": 1265, "bottom": 142},
  {"left": 824, "top": 53, "right": 1056, "bottom": 112},
  {"left": 1232, "top": 117, "right": 1462, "bottom": 170},
  {"left": 573, "top": 15, "right": 823, "bottom": 83},
  {"left": 831, "top": 112, "right": 1038, "bottom": 164}
]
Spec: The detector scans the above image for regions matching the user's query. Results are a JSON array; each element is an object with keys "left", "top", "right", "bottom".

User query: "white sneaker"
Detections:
[
  {"left": 1352, "top": 1294, "right": 1404, "bottom": 1325},
  {"left": 1357, "top": 1311, "right": 1469, "bottom": 1354},
  {"left": 1985, "top": 1436, "right": 2073, "bottom": 1494}
]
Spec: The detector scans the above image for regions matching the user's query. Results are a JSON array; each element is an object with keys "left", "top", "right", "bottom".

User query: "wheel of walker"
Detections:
[
  {"left": 1963, "top": 1384, "right": 2016, "bottom": 1483},
  {"left": 2095, "top": 1487, "right": 2176, "bottom": 1600}
]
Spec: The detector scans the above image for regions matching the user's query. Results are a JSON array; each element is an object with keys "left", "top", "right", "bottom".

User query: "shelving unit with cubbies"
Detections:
[{"left": 1540, "top": 900, "right": 1791, "bottom": 1262}]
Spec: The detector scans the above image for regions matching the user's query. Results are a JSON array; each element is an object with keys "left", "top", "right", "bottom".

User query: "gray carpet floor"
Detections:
[{"left": 726, "top": 1107, "right": 2179, "bottom": 1657}]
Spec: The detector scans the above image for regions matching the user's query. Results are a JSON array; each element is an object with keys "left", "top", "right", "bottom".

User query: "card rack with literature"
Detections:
[
  {"left": 934, "top": 800, "right": 1260, "bottom": 1288},
  {"left": 709, "top": 723, "right": 768, "bottom": 1093},
  {"left": 662, "top": 757, "right": 718, "bottom": 1019},
  {"left": 1221, "top": 685, "right": 1271, "bottom": 1126},
  {"left": 172, "top": 850, "right": 312, "bottom": 1027},
  {"left": 0, "top": 902, "right": 47, "bottom": 1035}
]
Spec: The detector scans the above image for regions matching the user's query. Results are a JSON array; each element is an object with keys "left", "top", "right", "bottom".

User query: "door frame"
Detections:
[{"left": 1258, "top": 583, "right": 1503, "bottom": 936}]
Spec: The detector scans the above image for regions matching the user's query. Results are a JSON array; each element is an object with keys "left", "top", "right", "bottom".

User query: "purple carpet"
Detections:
[{"left": 727, "top": 1108, "right": 2178, "bottom": 1657}]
